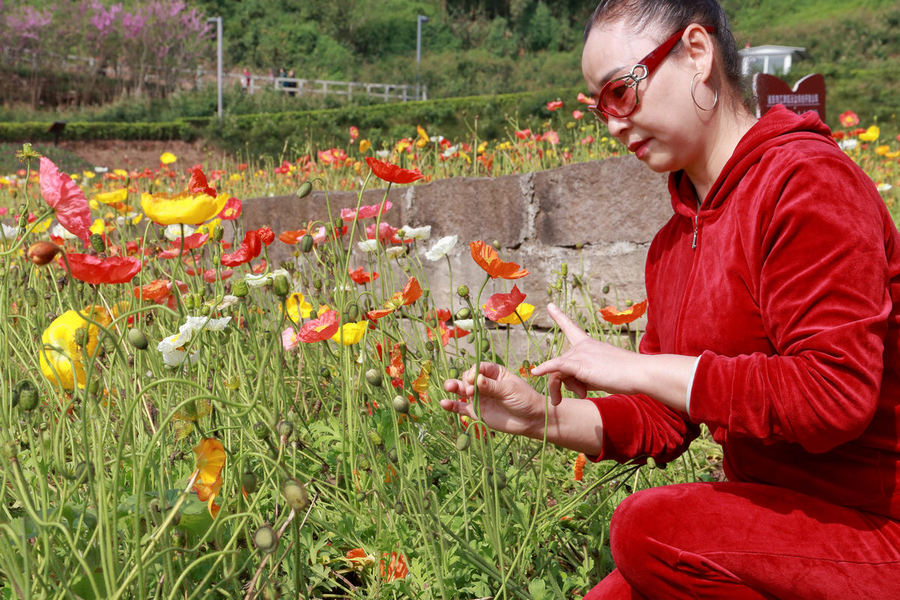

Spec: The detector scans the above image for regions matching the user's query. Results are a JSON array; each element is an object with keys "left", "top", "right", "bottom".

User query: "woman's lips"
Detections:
[{"left": 628, "top": 139, "right": 651, "bottom": 158}]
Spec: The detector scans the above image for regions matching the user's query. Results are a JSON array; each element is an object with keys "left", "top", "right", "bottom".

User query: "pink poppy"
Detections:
[
  {"left": 39, "top": 157, "right": 92, "bottom": 241},
  {"left": 341, "top": 201, "right": 392, "bottom": 222},
  {"left": 483, "top": 285, "right": 527, "bottom": 321}
]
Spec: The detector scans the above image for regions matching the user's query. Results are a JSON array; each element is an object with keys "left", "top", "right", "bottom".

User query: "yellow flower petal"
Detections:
[
  {"left": 331, "top": 321, "right": 368, "bottom": 345},
  {"left": 160, "top": 152, "right": 178, "bottom": 165},
  {"left": 497, "top": 302, "right": 535, "bottom": 325},
  {"left": 141, "top": 192, "right": 228, "bottom": 226},
  {"left": 94, "top": 188, "right": 128, "bottom": 204}
]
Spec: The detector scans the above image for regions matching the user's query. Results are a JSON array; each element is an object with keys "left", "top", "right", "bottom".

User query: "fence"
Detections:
[{"left": 198, "top": 69, "right": 426, "bottom": 102}]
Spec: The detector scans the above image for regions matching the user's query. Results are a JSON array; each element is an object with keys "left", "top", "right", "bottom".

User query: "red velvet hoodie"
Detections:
[{"left": 593, "top": 106, "right": 900, "bottom": 519}]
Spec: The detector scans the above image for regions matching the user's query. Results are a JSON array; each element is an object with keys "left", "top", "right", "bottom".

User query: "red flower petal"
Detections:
[
  {"left": 188, "top": 166, "right": 216, "bottom": 197},
  {"left": 220, "top": 230, "right": 262, "bottom": 267},
  {"left": 483, "top": 285, "right": 526, "bottom": 321},
  {"left": 365, "top": 157, "right": 423, "bottom": 184},
  {"left": 297, "top": 310, "right": 340, "bottom": 342},
  {"left": 599, "top": 300, "right": 648, "bottom": 325},
  {"left": 469, "top": 240, "right": 528, "bottom": 280},
  {"left": 39, "top": 157, "right": 92, "bottom": 241},
  {"left": 63, "top": 254, "right": 142, "bottom": 285}
]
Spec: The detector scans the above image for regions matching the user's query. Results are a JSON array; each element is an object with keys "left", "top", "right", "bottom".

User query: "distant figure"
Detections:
[
  {"left": 286, "top": 69, "right": 298, "bottom": 97},
  {"left": 243, "top": 67, "right": 251, "bottom": 90}
]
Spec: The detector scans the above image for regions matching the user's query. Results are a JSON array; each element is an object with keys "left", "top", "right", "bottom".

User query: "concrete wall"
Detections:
[{"left": 240, "top": 155, "right": 671, "bottom": 336}]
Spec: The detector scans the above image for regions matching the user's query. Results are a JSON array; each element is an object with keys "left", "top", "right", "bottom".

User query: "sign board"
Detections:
[{"left": 753, "top": 73, "right": 826, "bottom": 121}]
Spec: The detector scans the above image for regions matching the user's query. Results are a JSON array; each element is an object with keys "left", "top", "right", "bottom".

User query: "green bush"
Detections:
[{"left": 0, "top": 121, "right": 201, "bottom": 144}]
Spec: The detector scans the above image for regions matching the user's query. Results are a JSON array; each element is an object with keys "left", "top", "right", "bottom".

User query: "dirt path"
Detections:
[{"left": 58, "top": 139, "right": 232, "bottom": 171}]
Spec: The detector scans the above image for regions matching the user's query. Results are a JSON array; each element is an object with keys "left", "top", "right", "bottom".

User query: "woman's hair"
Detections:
[{"left": 584, "top": 0, "right": 750, "bottom": 109}]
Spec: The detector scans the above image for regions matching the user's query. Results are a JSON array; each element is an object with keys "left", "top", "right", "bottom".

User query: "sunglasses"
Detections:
[{"left": 588, "top": 25, "right": 715, "bottom": 123}]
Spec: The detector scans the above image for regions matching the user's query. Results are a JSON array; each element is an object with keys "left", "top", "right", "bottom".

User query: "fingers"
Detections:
[
  {"left": 439, "top": 397, "right": 475, "bottom": 419},
  {"left": 529, "top": 356, "right": 562, "bottom": 377},
  {"left": 563, "top": 376, "right": 588, "bottom": 399},
  {"left": 546, "top": 303, "right": 590, "bottom": 344}
]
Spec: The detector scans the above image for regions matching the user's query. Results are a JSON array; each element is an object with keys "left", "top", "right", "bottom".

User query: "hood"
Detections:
[{"left": 669, "top": 105, "right": 837, "bottom": 218}]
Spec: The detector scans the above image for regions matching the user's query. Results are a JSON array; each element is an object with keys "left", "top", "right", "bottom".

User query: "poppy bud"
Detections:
[
  {"left": 457, "top": 285, "right": 469, "bottom": 298},
  {"left": 455, "top": 432, "right": 471, "bottom": 451},
  {"left": 491, "top": 240, "right": 501, "bottom": 250},
  {"left": 211, "top": 226, "right": 224, "bottom": 242},
  {"left": 560, "top": 263, "right": 568, "bottom": 277},
  {"left": 487, "top": 467, "right": 507, "bottom": 490},
  {"left": 479, "top": 338, "right": 491, "bottom": 353},
  {"left": 448, "top": 367, "right": 459, "bottom": 379},
  {"left": 296, "top": 181, "right": 313, "bottom": 198},
  {"left": 646, "top": 457, "right": 657, "bottom": 470},
  {"left": 18, "top": 213, "right": 27, "bottom": 228},
  {"left": 253, "top": 421, "right": 269, "bottom": 439},
  {"left": 241, "top": 471, "right": 258, "bottom": 495},
  {"left": 602, "top": 284, "right": 610, "bottom": 294},
  {"left": 281, "top": 478, "right": 309, "bottom": 511},
  {"left": 345, "top": 303, "right": 360, "bottom": 321},
  {"left": 13, "top": 379, "right": 39, "bottom": 411},
  {"left": 366, "top": 429, "right": 383, "bottom": 447},
  {"left": 2, "top": 441, "right": 18, "bottom": 460},
  {"left": 273, "top": 274, "right": 290, "bottom": 298},
  {"left": 365, "top": 368, "right": 382, "bottom": 386},
  {"left": 253, "top": 525, "right": 278, "bottom": 553},
  {"left": 276, "top": 420, "right": 294, "bottom": 439},
  {"left": 90, "top": 233, "right": 105, "bottom": 253},
  {"left": 26, "top": 241, "right": 61, "bottom": 266},
  {"left": 455, "top": 307, "right": 471, "bottom": 320},
  {"left": 392, "top": 395, "right": 410, "bottom": 414},
  {"left": 232, "top": 280, "right": 249, "bottom": 297},
  {"left": 127, "top": 328, "right": 149, "bottom": 350},
  {"left": 300, "top": 234, "right": 314, "bottom": 253},
  {"left": 200, "top": 305, "right": 210, "bottom": 316}
]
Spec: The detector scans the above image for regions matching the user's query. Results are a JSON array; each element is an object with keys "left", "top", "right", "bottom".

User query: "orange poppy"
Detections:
[
  {"left": 192, "top": 438, "right": 226, "bottom": 518},
  {"left": 469, "top": 241, "right": 528, "bottom": 280},
  {"left": 574, "top": 453, "right": 586, "bottom": 481},
  {"left": 349, "top": 266, "right": 379, "bottom": 285},
  {"left": 379, "top": 552, "right": 409, "bottom": 581},
  {"left": 366, "top": 277, "right": 422, "bottom": 320},
  {"left": 599, "top": 299, "right": 648, "bottom": 325}
]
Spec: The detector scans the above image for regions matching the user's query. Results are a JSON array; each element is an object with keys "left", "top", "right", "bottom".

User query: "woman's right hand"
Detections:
[{"left": 441, "top": 362, "right": 547, "bottom": 438}]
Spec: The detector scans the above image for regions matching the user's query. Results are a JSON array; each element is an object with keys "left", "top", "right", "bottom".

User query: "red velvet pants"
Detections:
[{"left": 583, "top": 482, "right": 900, "bottom": 599}]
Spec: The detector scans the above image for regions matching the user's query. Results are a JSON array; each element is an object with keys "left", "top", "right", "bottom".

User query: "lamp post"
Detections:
[
  {"left": 207, "top": 17, "right": 223, "bottom": 121},
  {"left": 416, "top": 14, "right": 429, "bottom": 101}
]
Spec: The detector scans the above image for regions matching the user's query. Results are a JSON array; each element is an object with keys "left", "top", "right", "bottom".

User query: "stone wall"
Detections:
[{"left": 240, "top": 155, "right": 671, "bottom": 336}]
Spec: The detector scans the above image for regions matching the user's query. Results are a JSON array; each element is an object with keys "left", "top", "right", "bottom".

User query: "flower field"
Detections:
[{"left": 1, "top": 102, "right": 898, "bottom": 599}]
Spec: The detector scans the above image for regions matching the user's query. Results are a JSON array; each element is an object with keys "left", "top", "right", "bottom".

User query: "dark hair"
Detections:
[{"left": 584, "top": 0, "right": 748, "bottom": 107}]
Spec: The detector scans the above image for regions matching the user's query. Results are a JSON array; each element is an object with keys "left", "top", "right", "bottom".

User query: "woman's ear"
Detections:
[{"left": 681, "top": 24, "right": 716, "bottom": 81}]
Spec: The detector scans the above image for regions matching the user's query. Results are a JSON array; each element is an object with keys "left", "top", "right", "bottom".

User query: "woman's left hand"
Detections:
[{"left": 531, "top": 303, "right": 644, "bottom": 405}]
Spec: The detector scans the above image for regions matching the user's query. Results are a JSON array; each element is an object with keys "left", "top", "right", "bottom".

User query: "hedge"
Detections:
[{"left": 0, "top": 120, "right": 202, "bottom": 144}]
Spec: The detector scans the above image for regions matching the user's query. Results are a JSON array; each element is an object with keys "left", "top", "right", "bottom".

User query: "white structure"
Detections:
[{"left": 739, "top": 45, "right": 807, "bottom": 76}]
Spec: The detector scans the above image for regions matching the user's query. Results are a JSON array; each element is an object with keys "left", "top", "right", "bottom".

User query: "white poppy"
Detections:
[
  {"left": 164, "top": 223, "right": 195, "bottom": 241},
  {"left": 386, "top": 246, "right": 407, "bottom": 259},
  {"left": 357, "top": 239, "right": 379, "bottom": 253},
  {"left": 398, "top": 225, "right": 431, "bottom": 241},
  {"left": 424, "top": 235, "right": 458, "bottom": 261}
]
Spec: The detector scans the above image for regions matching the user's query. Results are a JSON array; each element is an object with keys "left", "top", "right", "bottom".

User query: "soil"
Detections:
[{"left": 57, "top": 139, "right": 232, "bottom": 171}]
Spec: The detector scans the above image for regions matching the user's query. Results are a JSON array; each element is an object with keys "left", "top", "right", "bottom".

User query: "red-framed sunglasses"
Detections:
[{"left": 588, "top": 25, "right": 715, "bottom": 123}]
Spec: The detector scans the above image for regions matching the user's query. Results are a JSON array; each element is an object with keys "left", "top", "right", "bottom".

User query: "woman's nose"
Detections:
[{"left": 604, "top": 114, "right": 630, "bottom": 138}]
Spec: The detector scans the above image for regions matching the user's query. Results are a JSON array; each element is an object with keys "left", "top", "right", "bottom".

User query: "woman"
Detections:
[{"left": 441, "top": 1, "right": 900, "bottom": 597}]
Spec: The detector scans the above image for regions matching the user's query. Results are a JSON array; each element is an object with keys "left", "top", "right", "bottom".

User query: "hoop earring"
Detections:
[{"left": 691, "top": 72, "right": 719, "bottom": 111}]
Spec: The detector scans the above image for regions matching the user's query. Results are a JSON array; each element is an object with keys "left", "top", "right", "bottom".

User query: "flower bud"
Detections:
[
  {"left": 365, "top": 368, "right": 382, "bottom": 387},
  {"left": 646, "top": 456, "right": 657, "bottom": 470},
  {"left": 273, "top": 274, "right": 290, "bottom": 298},
  {"left": 232, "top": 280, "right": 249, "bottom": 297},
  {"left": 90, "top": 233, "right": 105, "bottom": 253},
  {"left": 300, "top": 234, "right": 314, "bottom": 253},
  {"left": 127, "top": 328, "right": 149, "bottom": 350},
  {"left": 366, "top": 429, "right": 383, "bottom": 447},
  {"left": 296, "top": 181, "right": 313, "bottom": 198},
  {"left": 253, "top": 421, "right": 269, "bottom": 440},
  {"left": 392, "top": 395, "right": 410, "bottom": 414},
  {"left": 211, "top": 226, "right": 224, "bottom": 242},
  {"left": 455, "top": 307, "right": 471, "bottom": 320},
  {"left": 253, "top": 525, "right": 279, "bottom": 553},
  {"left": 455, "top": 432, "right": 471, "bottom": 451},
  {"left": 281, "top": 478, "right": 309, "bottom": 511},
  {"left": 26, "top": 241, "right": 61, "bottom": 266},
  {"left": 560, "top": 263, "right": 568, "bottom": 277},
  {"left": 241, "top": 471, "right": 258, "bottom": 495},
  {"left": 448, "top": 367, "right": 459, "bottom": 379},
  {"left": 491, "top": 240, "right": 501, "bottom": 250},
  {"left": 13, "top": 379, "right": 39, "bottom": 411},
  {"left": 276, "top": 420, "right": 294, "bottom": 439}
]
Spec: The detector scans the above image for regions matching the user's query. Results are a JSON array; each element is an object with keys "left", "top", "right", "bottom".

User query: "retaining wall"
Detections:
[{"left": 240, "top": 155, "right": 671, "bottom": 337}]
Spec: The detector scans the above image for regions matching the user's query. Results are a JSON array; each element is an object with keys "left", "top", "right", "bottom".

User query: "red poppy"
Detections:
[
  {"left": 427, "top": 315, "right": 469, "bottom": 346},
  {"left": 251, "top": 260, "right": 267, "bottom": 274},
  {"left": 385, "top": 342, "right": 404, "bottom": 381},
  {"left": 365, "top": 157, "right": 423, "bottom": 184},
  {"left": 297, "top": 310, "right": 340, "bottom": 343},
  {"left": 576, "top": 91, "right": 593, "bottom": 105},
  {"left": 257, "top": 226, "right": 275, "bottom": 246},
  {"left": 349, "top": 266, "right": 379, "bottom": 284},
  {"left": 839, "top": 110, "right": 860, "bottom": 128},
  {"left": 469, "top": 241, "right": 528, "bottom": 280},
  {"left": 379, "top": 552, "right": 409, "bottom": 581},
  {"left": 514, "top": 129, "right": 531, "bottom": 140},
  {"left": 39, "top": 157, "right": 92, "bottom": 241},
  {"left": 62, "top": 253, "right": 142, "bottom": 285},
  {"left": 341, "top": 200, "right": 392, "bottom": 222},
  {"left": 599, "top": 299, "right": 648, "bottom": 325},
  {"left": 546, "top": 100, "right": 563, "bottom": 111},
  {"left": 158, "top": 232, "right": 209, "bottom": 259},
  {"left": 483, "top": 285, "right": 527, "bottom": 321},
  {"left": 188, "top": 166, "right": 217, "bottom": 197},
  {"left": 202, "top": 268, "right": 233, "bottom": 283},
  {"left": 573, "top": 109, "right": 584, "bottom": 120},
  {"left": 367, "top": 222, "right": 402, "bottom": 244},
  {"left": 218, "top": 197, "right": 242, "bottom": 220},
  {"left": 221, "top": 230, "right": 262, "bottom": 267}
]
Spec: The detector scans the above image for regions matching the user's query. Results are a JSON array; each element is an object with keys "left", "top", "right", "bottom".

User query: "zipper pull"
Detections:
[{"left": 692, "top": 215, "right": 699, "bottom": 249}]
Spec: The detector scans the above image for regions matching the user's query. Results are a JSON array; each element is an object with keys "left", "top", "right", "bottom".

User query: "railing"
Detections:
[{"left": 197, "top": 69, "right": 426, "bottom": 102}]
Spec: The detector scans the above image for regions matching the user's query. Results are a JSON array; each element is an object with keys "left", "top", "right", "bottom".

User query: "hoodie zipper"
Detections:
[{"left": 692, "top": 215, "right": 699, "bottom": 249}]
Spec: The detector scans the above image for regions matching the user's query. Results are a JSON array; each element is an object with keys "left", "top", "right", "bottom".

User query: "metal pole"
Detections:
[
  {"left": 416, "top": 15, "right": 428, "bottom": 101},
  {"left": 208, "top": 17, "right": 223, "bottom": 121}
]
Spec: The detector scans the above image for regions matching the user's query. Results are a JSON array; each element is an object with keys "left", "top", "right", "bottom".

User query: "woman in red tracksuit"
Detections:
[{"left": 441, "top": 0, "right": 900, "bottom": 597}]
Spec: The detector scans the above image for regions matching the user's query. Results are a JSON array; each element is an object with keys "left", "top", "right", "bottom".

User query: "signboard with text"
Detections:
[{"left": 754, "top": 73, "right": 826, "bottom": 121}]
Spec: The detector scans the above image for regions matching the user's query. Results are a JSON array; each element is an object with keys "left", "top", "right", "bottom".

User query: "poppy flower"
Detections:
[
  {"left": 542, "top": 130, "right": 560, "bottom": 145},
  {"left": 331, "top": 321, "right": 368, "bottom": 345},
  {"left": 158, "top": 232, "right": 209, "bottom": 259},
  {"left": 470, "top": 240, "right": 529, "bottom": 280},
  {"left": 217, "top": 197, "right": 242, "bottom": 220},
  {"left": 297, "top": 309, "right": 340, "bottom": 343},
  {"left": 141, "top": 191, "right": 228, "bottom": 226},
  {"left": 576, "top": 92, "right": 593, "bottom": 105},
  {"left": 365, "top": 157, "right": 423, "bottom": 184},
  {"left": 257, "top": 226, "right": 275, "bottom": 246},
  {"left": 39, "top": 157, "right": 92, "bottom": 241},
  {"left": 385, "top": 342, "right": 404, "bottom": 383},
  {"left": 221, "top": 230, "right": 262, "bottom": 267},
  {"left": 839, "top": 110, "right": 860, "bottom": 128},
  {"left": 599, "top": 299, "right": 648, "bottom": 325},
  {"left": 483, "top": 285, "right": 527, "bottom": 321},
  {"left": 39, "top": 306, "right": 112, "bottom": 390},
  {"left": 572, "top": 109, "right": 584, "bottom": 120},
  {"left": 349, "top": 266, "right": 379, "bottom": 284},
  {"left": 366, "top": 277, "right": 422, "bottom": 320},
  {"left": 380, "top": 552, "right": 409, "bottom": 581},
  {"left": 341, "top": 200, "right": 392, "bottom": 222},
  {"left": 859, "top": 126, "right": 880, "bottom": 142},
  {"left": 424, "top": 235, "right": 458, "bottom": 261},
  {"left": 345, "top": 547, "right": 375, "bottom": 569},
  {"left": 283, "top": 292, "right": 313, "bottom": 323},
  {"left": 93, "top": 188, "right": 128, "bottom": 205},
  {"left": 367, "top": 222, "right": 403, "bottom": 244},
  {"left": 546, "top": 100, "right": 563, "bottom": 111},
  {"left": 192, "top": 438, "right": 225, "bottom": 518},
  {"left": 574, "top": 453, "right": 586, "bottom": 481},
  {"left": 411, "top": 360, "right": 432, "bottom": 400},
  {"left": 160, "top": 152, "right": 177, "bottom": 165},
  {"left": 497, "top": 302, "right": 534, "bottom": 325},
  {"left": 514, "top": 129, "right": 532, "bottom": 140},
  {"left": 188, "top": 166, "right": 217, "bottom": 197},
  {"left": 62, "top": 254, "right": 142, "bottom": 285}
]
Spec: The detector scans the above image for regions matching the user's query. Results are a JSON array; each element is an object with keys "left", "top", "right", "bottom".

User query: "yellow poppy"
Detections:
[
  {"left": 359, "top": 139, "right": 371, "bottom": 153},
  {"left": 331, "top": 321, "right": 368, "bottom": 345},
  {"left": 90, "top": 218, "right": 106, "bottom": 235},
  {"left": 497, "top": 302, "right": 535, "bottom": 324},
  {"left": 160, "top": 152, "right": 178, "bottom": 165},
  {"left": 113, "top": 169, "right": 129, "bottom": 177},
  {"left": 859, "top": 126, "right": 880, "bottom": 142},
  {"left": 39, "top": 306, "right": 112, "bottom": 390},
  {"left": 94, "top": 188, "right": 128, "bottom": 204},
  {"left": 140, "top": 192, "right": 228, "bottom": 226},
  {"left": 283, "top": 293, "right": 313, "bottom": 323}
]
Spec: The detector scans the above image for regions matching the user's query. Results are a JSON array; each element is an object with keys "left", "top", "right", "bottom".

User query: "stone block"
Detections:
[{"left": 534, "top": 157, "right": 670, "bottom": 246}]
